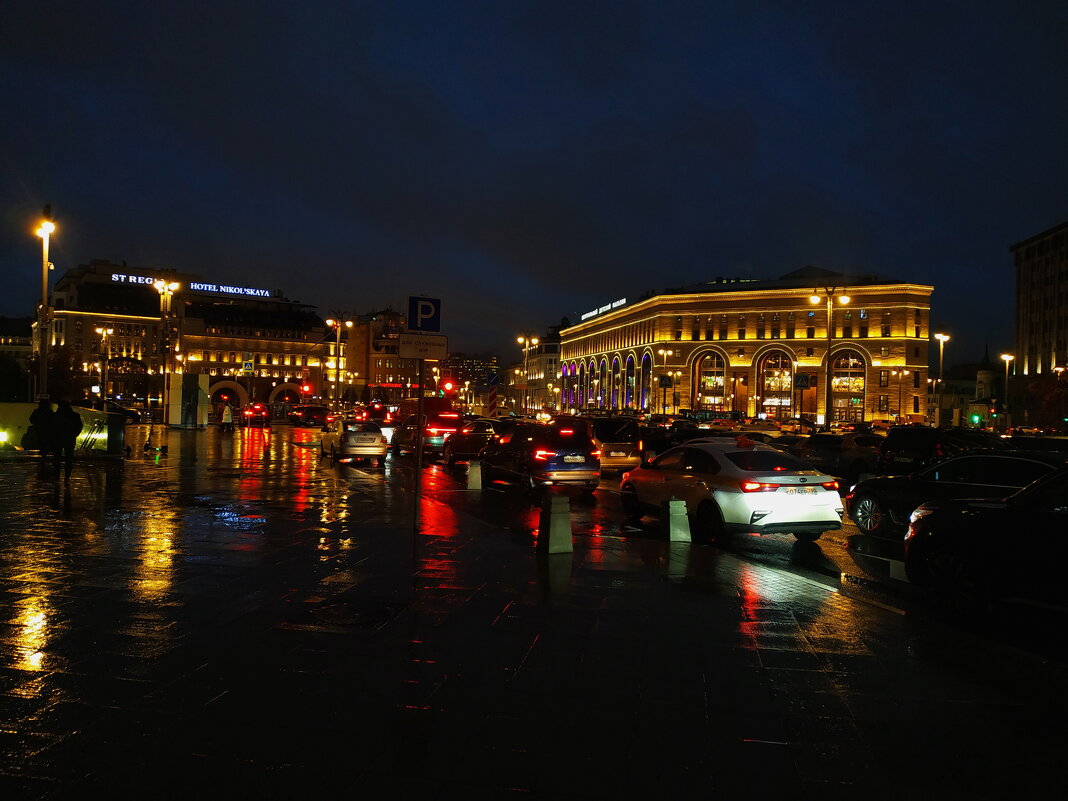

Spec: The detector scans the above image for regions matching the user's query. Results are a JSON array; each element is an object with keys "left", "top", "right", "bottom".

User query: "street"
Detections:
[{"left": 1, "top": 423, "right": 1066, "bottom": 799}]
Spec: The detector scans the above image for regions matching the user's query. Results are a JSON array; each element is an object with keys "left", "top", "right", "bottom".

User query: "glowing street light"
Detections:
[
  {"left": 35, "top": 208, "right": 56, "bottom": 399},
  {"left": 933, "top": 332, "right": 950, "bottom": 424},
  {"left": 154, "top": 280, "right": 180, "bottom": 424},
  {"left": 891, "top": 369, "right": 911, "bottom": 422},
  {"left": 657, "top": 348, "right": 674, "bottom": 415},
  {"left": 810, "top": 287, "right": 850, "bottom": 429},
  {"left": 95, "top": 327, "right": 114, "bottom": 399},
  {"left": 517, "top": 333, "right": 540, "bottom": 413},
  {"left": 1000, "top": 353, "right": 1014, "bottom": 427},
  {"left": 325, "top": 317, "right": 354, "bottom": 408}
]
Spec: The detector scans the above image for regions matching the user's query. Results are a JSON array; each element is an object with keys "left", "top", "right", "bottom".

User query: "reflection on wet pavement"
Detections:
[{"left": 0, "top": 425, "right": 1065, "bottom": 798}]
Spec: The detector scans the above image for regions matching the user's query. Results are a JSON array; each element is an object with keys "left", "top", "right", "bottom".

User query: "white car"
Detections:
[
  {"left": 619, "top": 439, "right": 843, "bottom": 542},
  {"left": 320, "top": 419, "right": 389, "bottom": 466}
]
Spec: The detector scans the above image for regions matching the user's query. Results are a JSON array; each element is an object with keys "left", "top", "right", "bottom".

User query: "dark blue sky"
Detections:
[{"left": 3, "top": 1, "right": 1066, "bottom": 364}]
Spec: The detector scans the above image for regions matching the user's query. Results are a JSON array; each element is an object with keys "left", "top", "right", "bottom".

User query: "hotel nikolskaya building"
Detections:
[
  {"left": 43, "top": 260, "right": 328, "bottom": 410},
  {"left": 558, "top": 266, "right": 934, "bottom": 425}
]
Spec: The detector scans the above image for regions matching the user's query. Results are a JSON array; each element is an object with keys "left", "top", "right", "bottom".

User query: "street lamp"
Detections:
[
  {"left": 1054, "top": 366, "right": 1066, "bottom": 434},
  {"left": 671, "top": 369, "right": 682, "bottom": 414},
  {"left": 154, "top": 280, "right": 180, "bottom": 423},
  {"left": 1000, "top": 353, "right": 1014, "bottom": 428},
  {"left": 95, "top": 327, "right": 113, "bottom": 400},
  {"left": 891, "top": 369, "right": 910, "bottom": 422},
  {"left": 933, "top": 333, "right": 950, "bottom": 425},
  {"left": 810, "top": 287, "right": 850, "bottom": 430},
  {"left": 35, "top": 209, "right": 55, "bottom": 399},
  {"left": 325, "top": 317, "right": 354, "bottom": 409},
  {"left": 657, "top": 348, "right": 674, "bottom": 415},
  {"left": 517, "top": 333, "right": 539, "bottom": 413}
]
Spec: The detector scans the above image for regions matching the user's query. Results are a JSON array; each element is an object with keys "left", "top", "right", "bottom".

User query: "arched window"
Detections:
[
  {"left": 697, "top": 352, "right": 727, "bottom": 411},
  {"left": 831, "top": 349, "right": 867, "bottom": 422},
  {"left": 757, "top": 350, "right": 794, "bottom": 420}
]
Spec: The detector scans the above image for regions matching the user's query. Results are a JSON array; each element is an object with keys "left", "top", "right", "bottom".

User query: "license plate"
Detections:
[
  {"left": 893, "top": 456, "right": 914, "bottom": 463},
  {"left": 785, "top": 487, "right": 817, "bottom": 494},
  {"left": 563, "top": 455, "right": 584, "bottom": 463},
  {"left": 610, "top": 451, "right": 626, "bottom": 457}
]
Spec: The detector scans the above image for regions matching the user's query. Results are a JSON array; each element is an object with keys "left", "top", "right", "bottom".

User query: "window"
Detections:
[
  {"left": 806, "top": 326, "right": 815, "bottom": 339},
  {"left": 738, "top": 315, "right": 747, "bottom": 339},
  {"left": 878, "top": 394, "right": 889, "bottom": 412},
  {"left": 675, "top": 316, "right": 683, "bottom": 340},
  {"left": 912, "top": 396, "right": 920, "bottom": 414},
  {"left": 806, "top": 347, "right": 814, "bottom": 357},
  {"left": 787, "top": 312, "right": 796, "bottom": 339},
  {"left": 757, "top": 314, "right": 766, "bottom": 339},
  {"left": 842, "top": 311, "right": 852, "bottom": 338},
  {"left": 881, "top": 346, "right": 890, "bottom": 357},
  {"left": 719, "top": 315, "right": 728, "bottom": 340},
  {"left": 771, "top": 313, "right": 780, "bottom": 339},
  {"left": 913, "top": 372, "right": 921, "bottom": 388},
  {"left": 881, "top": 312, "right": 892, "bottom": 337},
  {"left": 880, "top": 370, "right": 889, "bottom": 387}
]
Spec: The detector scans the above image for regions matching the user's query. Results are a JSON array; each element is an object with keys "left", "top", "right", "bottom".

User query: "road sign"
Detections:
[
  {"left": 398, "top": 333, "right": 447, "bottom": 359},
  {"left": 407, "top": 296, "right": 441, "bottom": 332},
  {"left": 794, "top": 373, "right": 811, "bottom": 390},
  {"left": 487, "top": 372, "right": 499, "bottom": 387},
  {"left": 242, "top": 361, "right": 254, "bottom": 375}
]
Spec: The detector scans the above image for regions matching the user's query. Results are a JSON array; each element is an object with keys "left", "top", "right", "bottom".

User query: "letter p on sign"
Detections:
[{"left": 407, "top": 296, "right": 441, "bottom": 332}]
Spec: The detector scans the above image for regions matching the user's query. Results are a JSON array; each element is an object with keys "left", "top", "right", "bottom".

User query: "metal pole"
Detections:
[
  {"left": 38, "top": 228, "right": 50, "bottom": 399},
  {"left": 824, "top": 293, "right": 833, "bottom": 431}
]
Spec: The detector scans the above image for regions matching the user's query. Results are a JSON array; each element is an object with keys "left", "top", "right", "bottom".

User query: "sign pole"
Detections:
[{"left": 413, "top": 358, "right": 426, "bottom": 573}]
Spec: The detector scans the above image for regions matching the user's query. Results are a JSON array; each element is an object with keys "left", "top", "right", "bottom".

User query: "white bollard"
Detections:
[
  {"left": 467, "top": 460, "right": 483, "bottom": 490},
  {"left": 663, "top": 498, "right": 692, "bottom": 543},
  {"left": 538, "top": 494, "right": 573, "bottom": 553}
]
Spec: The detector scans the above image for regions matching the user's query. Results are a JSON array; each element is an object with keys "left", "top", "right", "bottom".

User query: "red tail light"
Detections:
[
  {"left": 533, "top": 449, "right": 555, "bottom": 461},
  {"left": 590, "top": 449, "right": 601, "bottom": 459},
  {"left": 934, "top": 443, "right": 945, "bottom": 457},
  {"left": 740, "top": 481, "right": 780, "bottom": 492},
  {"left": 821, "top": 481, "right": 839, "bottom": 491},
  {"left": 426, "top": 427, "right": 457, "bottom": 437},
  {"left": 384, "top": 412, "right": 392, "bottom": 423},
  {"left": 558, "top": 428, "right": 574, "bottom": 435}
]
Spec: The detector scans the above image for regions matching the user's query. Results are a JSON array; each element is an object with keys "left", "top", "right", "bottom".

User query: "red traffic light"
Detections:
[
  {"left": 443, "top": 381, "right": 454, "bottom": 392},
  {"left": 302, "top": 385, "right": 311, "bottom": 393}
]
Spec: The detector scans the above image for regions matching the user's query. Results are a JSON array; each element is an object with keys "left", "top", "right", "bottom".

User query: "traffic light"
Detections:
[
  {"left": 970, "top": 414, "right": 981, "bottom": 425},
  {"left": 302, "top": 384, "right": 311, "bottom": 394}
]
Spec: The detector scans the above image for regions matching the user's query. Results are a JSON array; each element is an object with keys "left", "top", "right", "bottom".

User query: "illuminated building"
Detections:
[
  {"left": 1012, "top": 219, "right": 1068, "bottom": 376},
  {"left": 559, "top": 266, "right": 933, "bottom": 425}
]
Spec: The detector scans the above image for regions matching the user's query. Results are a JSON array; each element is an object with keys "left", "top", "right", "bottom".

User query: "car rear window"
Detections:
[
  {"left": 344, "top": 421, "right": 381, "bottom": 433},
  {"left": 724, "top": 450, "right": 809, "bottom": 472},
  {"left": 806, "top": 434, "right": 843, "bottom": 449},
  {"left": 592, "top": 419, "right": 640, "bottom": 441}
]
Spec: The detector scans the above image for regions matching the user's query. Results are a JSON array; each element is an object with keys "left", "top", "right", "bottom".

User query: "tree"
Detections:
[{"left": 0, "top": 354, "right": 28, "bottom": 401}]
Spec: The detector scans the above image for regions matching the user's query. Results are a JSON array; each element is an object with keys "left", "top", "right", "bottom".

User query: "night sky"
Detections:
[{"left": 3, "top": 1, "right": 1066, "bottom": 365}]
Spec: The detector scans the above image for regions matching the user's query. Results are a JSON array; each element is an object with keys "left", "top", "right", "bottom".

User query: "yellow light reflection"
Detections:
[{"left": 15, "top": 601, "right": 49, "bottom": 672}]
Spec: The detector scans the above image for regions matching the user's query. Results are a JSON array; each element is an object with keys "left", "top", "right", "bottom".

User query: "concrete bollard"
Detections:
[
  {"left": 663, "top": 498, "right": 691, "bottom": 543},
  {"left": 538, "top": 494, "right": 573, "bottom": 553},
  {"left": 467, "top": 460, "right": 483, "bottom": 490}
]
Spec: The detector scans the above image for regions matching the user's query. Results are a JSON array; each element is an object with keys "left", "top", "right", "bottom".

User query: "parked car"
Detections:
[
  {"left": 390, "top": 410, "right": 464, "bottom": 458},
  {"left": 902, "top": 465, "right": 1068, "bottom": 616},
  {"left": 477, "top": 421, "right": 601, "bottom": 493},
  {"left": 102, "top": 400, "right": 142, "bottom": 423},
  {"left": 319, "top": 419, "right": 388, "bottom": 466},
  {"left": 789, "top": 432, "right": 884, "bottom": 484},
  {"left": 875, "top": 426, "right": 1008, "bottom": 474},
  {"left": 845, "top": 450, "right": 1067, "bottom": 585},
  {"left": 287, "top": 404, "right": 329, "bottom": 427},
  {"left": 779, "top": 417, "right": 818, "bottom": 434},
  {"left": 442, "top": 417, "right": 518, "bottom": 467},
  {"left": 240, "top": 403, "right": 271, "bottom": 427},
  {"left": 619, "top": 439, "right": 843, "bottom": 543},
  {"left": 586, "top": 417, "right": 646, "bottom": 474}
]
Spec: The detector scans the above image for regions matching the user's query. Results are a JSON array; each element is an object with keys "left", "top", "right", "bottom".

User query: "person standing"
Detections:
[
  {"left": 221, "top": 401, "right": 234, "bottom": 433},
  {"left": 53, "top": 400, "right": 83, "bottom": 482},
  {"left": 29, "top": 399, "right": 58, "bottom": 474}
]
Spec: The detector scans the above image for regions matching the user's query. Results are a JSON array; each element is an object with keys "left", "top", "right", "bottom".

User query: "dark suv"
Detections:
[
  {"left": 478, "top": 422, "right": 601, "bottom": 492},
  {"left": 875, "top": 426, "right": 1007, "bottom": 475},
  {"left": 287, "top": 404, "right": 329, "bottom": 427}
]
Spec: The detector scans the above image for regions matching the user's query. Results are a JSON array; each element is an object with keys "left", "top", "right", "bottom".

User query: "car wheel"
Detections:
[
  {"left": 319, "top": 440, "right": 326, "bottom": 459},
  {"left": 330, "top": 445, "right": 338, "bottom": 464},
  {"left": 793, "top": 531, "right": 821, "bottom": 543},
  {"left": 391, "top": 441, "right": 401, "bottom": 456},
  {"left": 620, "top": 483, "right": 642, "bottom": 520},
  {"left": 694, "top": 501, "right": 725, "bottom": 544},
  {"left": 444, "top": 446, "right": 456, "bottom": 469},
  {"left": 921, "top": 549, "right": 989, "bottom": 619},
  {"left": 852, "top": 494, "right": 887, "bottom": 535},
  {"left": 520, "top": 468, "right": 540, "bottom": 495},
  {"left": 377, "top": 456, "right": 386, "bottom": 468}
]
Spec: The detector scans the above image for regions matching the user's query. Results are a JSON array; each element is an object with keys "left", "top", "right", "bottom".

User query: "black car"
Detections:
[
  {"left": 239, "top": 403, "right": 271, "bottom": 427},
  {"left": 478, "top": 422, "right": 601, "bottom": 493},
  {"left": 102, "top": 400, "right": 141, "bottom": 423},
  {"left": 903, "top": 466, "right": 1068, "bottom": 616},
  {"left": 442, "top": 417, "right": 517, "bottom": 467},
  {"left": 390, "top": 410, "right": 464, "bottom": 458},
  {"left": 845, "top": 450, "right": 1068, "bottom": 584},
  {"left": 789, "top": 433, "right": 884, "bottom": 484},
  {"left": 287, "top": 404, "right": 329, "bottom": 427},
  {"left": 875, "top": 426, "right": 1008, "bottom": 475}
]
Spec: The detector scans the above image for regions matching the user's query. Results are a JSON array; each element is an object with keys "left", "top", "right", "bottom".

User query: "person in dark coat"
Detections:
[
  {"left": 29, "top": 399, "right": 58, "bottom": 473},
  {"left": 53, "top": 400, "right": 83, "bottom": 481}
]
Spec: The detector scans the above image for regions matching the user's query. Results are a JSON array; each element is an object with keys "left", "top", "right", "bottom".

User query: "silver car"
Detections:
[{"left": 320, "top": 419, "right": 388, "bottom": 466}]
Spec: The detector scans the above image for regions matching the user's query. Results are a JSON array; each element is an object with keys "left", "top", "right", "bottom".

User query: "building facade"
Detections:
[
  {"left": 37, "top": 260, "right": 329, "bottom": 411},
  {"left": 1011, "top": 218, "right": 1068, "bottom": 377},
  {"left": 558, "top": 266, "right": 934, "bottom": 424}
]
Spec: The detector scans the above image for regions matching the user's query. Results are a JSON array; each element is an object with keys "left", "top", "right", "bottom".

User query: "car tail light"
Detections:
[
  {"left": 426, "top": 427, "right": 457, "bottom": 437},
  {"left": 384, "top": 412, "right": 392, "bottom": 423},
  {"left": 558, "top": 428, "right": 574, "bottom": 435},
  {"left": 821, "top": 481, "right": 839, "bottom": 491},
  {"left": 590, "top": 449, "right": 601, "bottom": 459},
  {"left": 533, "top": 449, "right": 556, "bottom": 461},
  {"left": 740, "top": 481, "right": 780, "bottom": 492},
  {"left": 934, "top": 443, "right": 945, "bottom": 457}
]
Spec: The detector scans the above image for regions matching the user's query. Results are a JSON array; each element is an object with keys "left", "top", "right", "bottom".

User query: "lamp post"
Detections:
[
  {"left": 810, "top": 287, "right": 850, "bottom": 430},
  {"left": 95, "top": 327, "right": 113, "bottom": 400},
  {"left": 1054, "top": 366, "right": 1066, "bottom": 434},
  {"left": 891, "top": 369, "right": 910, "bottom": 422},
  {"left": 325, "top": 318, "right": 353, "bottom": 409},
  {"left": 1000, "top": 353, "right": 1014, "bottom": 429},
  {"left": 516, "top": 334, "right": 539, "bottom": 413},
  {"left": 934, "top": 333, "right": 950, "bottom": 425},
  {"left": 35, "top": 209, "right": 55, "bottom": 399},
  {"left": 671, "top": 369, "right": 682, "bottom": 414},
  {"left": 154, "top": 280, "right": 180, "bottom": 423},
  {"left": 657, "top": 348, "right": 674, "bottom": 415}
]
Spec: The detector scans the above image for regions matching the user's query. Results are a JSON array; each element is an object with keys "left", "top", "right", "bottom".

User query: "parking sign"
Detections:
[{"left": 407, "top": 296, "right": 441, "bottom": 332}]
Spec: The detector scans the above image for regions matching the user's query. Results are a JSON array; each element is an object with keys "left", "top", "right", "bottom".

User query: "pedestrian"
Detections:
[
  {"left": 221, "top": 401, "right": 234, "bottom": 433},
  {"left": 53, "top": 400, "right": 83, "bottom": 482},
  {"left": 28, "top": 399, "right": 58, "bottom": 474}
]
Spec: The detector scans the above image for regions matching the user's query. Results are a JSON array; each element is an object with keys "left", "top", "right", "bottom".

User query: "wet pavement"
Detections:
[{"left": 1, "top": 425, "right": 1066, "bottom": 799}]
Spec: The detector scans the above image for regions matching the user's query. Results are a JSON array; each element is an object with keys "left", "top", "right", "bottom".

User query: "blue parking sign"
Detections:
[{"left": 407, "top": 296, "right": 441, "bottom": 332}]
